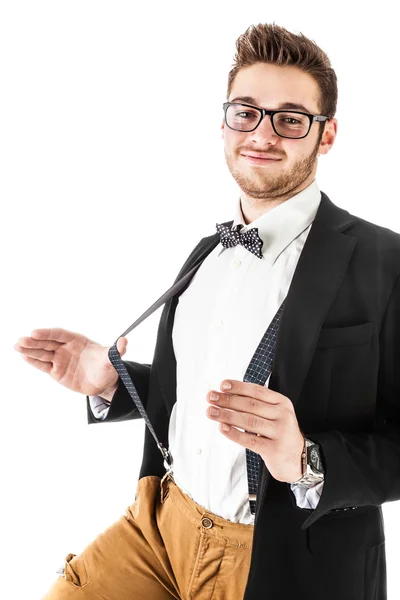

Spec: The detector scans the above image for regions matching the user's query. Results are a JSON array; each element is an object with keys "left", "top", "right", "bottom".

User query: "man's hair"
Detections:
[{"left": 226, "top": 23, "right": 338, "bottom": 141}]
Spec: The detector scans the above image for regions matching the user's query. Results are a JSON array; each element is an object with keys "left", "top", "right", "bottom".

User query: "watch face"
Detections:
[{"left": 309, "top": 445, "right": 325, "bottom": 474}]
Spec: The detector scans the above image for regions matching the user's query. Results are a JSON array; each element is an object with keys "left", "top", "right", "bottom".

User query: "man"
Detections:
[{"left": 15, "top": 23, "right": 396, "bottom": 600}]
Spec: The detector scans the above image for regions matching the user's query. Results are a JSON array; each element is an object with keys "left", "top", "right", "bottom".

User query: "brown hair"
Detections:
[{"left": 226, "top": 23, "right": 338, "bottom": 140}]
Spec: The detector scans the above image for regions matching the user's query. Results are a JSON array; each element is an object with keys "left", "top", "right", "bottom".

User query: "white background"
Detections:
[{"left": 1, "top": 1, "right": 399, "bottom": 597}]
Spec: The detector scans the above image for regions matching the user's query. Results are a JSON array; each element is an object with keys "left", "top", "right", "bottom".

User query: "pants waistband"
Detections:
[{"left": 160, "top": 472, "right": 254, "bottom": 547}]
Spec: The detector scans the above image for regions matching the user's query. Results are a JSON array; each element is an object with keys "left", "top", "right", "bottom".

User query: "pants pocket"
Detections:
[{"left": 63, "top": 553, "right": 90, "bottom": 588}]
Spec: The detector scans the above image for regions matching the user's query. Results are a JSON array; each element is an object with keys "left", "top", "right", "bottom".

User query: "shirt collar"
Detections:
[{"left": 217, "top": 179, "right": 322, "bottom": 266}]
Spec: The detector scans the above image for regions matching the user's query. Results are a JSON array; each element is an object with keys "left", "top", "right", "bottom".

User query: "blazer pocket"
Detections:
[
  {"left": 316, "top": 321, "right": 373, "bottom": 348},
  {"left": 307, "top": 506, "right": 385, "bottom": 555}
]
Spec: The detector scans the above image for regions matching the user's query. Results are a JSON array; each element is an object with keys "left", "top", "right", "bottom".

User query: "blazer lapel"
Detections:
[
  {"left": 254, "top": 193, "right": 358, "bottom": 522},
  {"left": 268, "top": 192, "right": 357, "bottom": 407},
  {"left": 153, "top": 233, "right": 222, "bottom": 415}
]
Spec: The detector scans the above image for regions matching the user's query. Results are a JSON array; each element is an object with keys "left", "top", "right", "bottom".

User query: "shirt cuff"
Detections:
[
  {"left": 290, "top": 479, "right": 324, "bottom": 509},
  {"left": 88, "top": 395, "right": 111, "bottom": 421}
]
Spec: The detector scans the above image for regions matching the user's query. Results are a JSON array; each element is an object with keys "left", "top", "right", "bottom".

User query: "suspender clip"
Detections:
[{"left": 158, "top": 443, "right": 174, "bottom": 474}]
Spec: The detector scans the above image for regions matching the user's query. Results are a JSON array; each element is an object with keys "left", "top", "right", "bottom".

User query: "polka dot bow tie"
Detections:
[{"left": 216, "top": 222, "right": 264, "bottom": 259}]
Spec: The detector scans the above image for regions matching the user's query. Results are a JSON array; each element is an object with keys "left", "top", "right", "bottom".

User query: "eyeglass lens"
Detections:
[{"left": 226, "top": 104, "right": 309, "bottom": 138}]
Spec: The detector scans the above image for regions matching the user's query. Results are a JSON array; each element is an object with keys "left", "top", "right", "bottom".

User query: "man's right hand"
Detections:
[{"left": 13, "top": 328, "right": 128, "bottom": 398}]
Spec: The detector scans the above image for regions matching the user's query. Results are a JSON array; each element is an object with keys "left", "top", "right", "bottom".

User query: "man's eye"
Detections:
[{"left": 237, "top": 112, "right": 256, "bottom": 119}]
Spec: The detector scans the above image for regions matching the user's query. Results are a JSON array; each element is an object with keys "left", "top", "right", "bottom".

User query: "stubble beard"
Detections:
[{"left": 224, "top": 141, "right": 320, "bottom": 201}]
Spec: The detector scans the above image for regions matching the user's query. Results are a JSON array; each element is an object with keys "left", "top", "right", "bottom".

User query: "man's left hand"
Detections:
[{"left": 206, "top": 379, "right": 305, "bottom": 484}]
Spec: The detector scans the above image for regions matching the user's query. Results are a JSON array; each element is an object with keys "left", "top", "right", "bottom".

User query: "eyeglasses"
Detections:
[{"left": 222, "top": 102, "right": 330, "bottom": 139}]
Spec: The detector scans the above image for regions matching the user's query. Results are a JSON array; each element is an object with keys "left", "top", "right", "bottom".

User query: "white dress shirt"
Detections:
[{"left": 89, "top": 178, "right": 325, "bottom": 523}]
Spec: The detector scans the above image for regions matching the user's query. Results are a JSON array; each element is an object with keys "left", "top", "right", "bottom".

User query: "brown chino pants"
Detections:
[{"left": 42, "top": 472, "right": 255, "bottom": 600}]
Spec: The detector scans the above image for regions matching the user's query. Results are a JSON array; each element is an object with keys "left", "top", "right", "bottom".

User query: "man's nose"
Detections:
[{"left": 248, "top": 114, "right": 279, "bottom": 143}]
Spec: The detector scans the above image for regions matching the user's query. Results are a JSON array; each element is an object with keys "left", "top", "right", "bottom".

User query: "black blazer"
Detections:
[{"left": 87, "top": 191, "right": 400, "bottom": 600}]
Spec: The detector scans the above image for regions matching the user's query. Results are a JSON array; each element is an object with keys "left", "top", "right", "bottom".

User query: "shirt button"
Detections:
[
  {"left": 216, "top": 319, "right": 223, "bottom": 328},
  {"left": 233, "top": 260, "right": 241, "bottom": 268},
  {"left": 197, "top": 447, "right": 202, "bottom": 455}
]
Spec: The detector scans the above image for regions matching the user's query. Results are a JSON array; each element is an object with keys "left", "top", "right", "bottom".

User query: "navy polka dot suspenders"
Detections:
[
  {"left": 242, "top": 298, "right": 286, "bottom": 513},
  {"left": 108, "top": 228, "right": 286, "bottom": 514}
]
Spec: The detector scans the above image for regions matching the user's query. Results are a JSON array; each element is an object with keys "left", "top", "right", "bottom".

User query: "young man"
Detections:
[{"left": 16, "top": 23, "right": 395, "bottom": 600}]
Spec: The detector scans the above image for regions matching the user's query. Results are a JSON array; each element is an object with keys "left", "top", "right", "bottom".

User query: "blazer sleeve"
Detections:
[
  {"left": 302, "top": 270, "right": 400, "bottom": 521},
  {"left": 86, "top": 360, "right": 151, "bottom": 424}
]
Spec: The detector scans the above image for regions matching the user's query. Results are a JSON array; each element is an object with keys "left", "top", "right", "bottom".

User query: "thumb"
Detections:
[{"left": 116, "top": 336, "right": 128, "bottom": 356}]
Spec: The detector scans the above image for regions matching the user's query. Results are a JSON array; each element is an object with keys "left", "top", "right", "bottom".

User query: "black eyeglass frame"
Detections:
[{"left": 222, "top": 101, "right": 331, "bottom": 139}]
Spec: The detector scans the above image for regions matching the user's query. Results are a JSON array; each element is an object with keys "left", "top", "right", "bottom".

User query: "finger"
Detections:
[
  {"left": 218, "top": 422, "right": 268, "bottom": 450},
  {"left": 207, "top": 405, "right": 266, "bottom": 437},
  {"left": 14, "top": 345, "right": 55, "bottom": 362},
  {"left": 30, "top": 328, "right": 76, "bottom": 343},
  {"left": 20, "top": 354, "right": 53, "bottom": 374},
  {"left": 221, "top": 380, "right": 279, "bottom": 405},
  {"left": 14, "top": 336, "right": 61, "bottom": 351},
  {"left": 208, "top": 392, "right": 278, "bottom": 420}
]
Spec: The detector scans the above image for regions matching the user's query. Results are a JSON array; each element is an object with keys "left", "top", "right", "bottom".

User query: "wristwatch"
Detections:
[{"left": 291, "top": 438, "right": 325, "bottom": 488}]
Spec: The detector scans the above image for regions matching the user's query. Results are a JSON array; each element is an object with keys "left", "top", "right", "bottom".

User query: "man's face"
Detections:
[{"left": 221, "top": 63, "right": 336, "bottom": 202}]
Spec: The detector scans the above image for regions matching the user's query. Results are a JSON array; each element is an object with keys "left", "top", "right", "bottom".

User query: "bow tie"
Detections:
[{"left": 216, "top": 222, "right": 264, "bottom": 259}]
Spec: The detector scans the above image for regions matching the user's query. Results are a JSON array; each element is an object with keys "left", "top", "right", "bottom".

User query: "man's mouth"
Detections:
[{"left": 241, "top": 154, "right": 281, "bottom": 164}]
